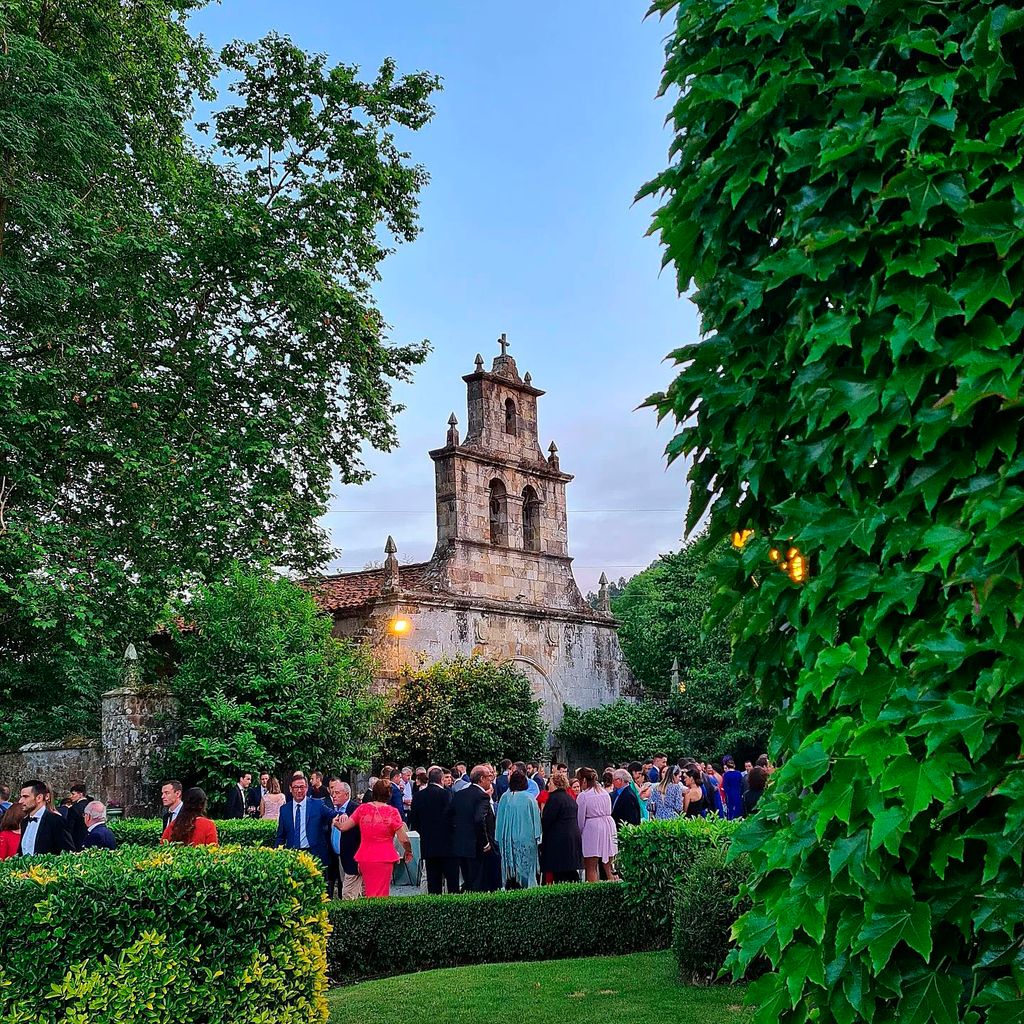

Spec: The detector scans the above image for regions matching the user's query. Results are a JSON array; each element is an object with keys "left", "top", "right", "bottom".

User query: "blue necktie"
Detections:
[{"left": 294, "top": 802, "right": 302, "bottom": 847}]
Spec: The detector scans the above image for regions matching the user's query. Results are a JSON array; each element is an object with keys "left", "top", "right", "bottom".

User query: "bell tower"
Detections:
[{"left": 428, "top": 335, "right": 582, "bottom": 609}]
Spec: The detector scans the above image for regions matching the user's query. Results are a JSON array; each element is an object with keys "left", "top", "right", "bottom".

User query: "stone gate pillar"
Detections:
[{"left": 100, "top": 687, "right": 177, "bottom": 816}]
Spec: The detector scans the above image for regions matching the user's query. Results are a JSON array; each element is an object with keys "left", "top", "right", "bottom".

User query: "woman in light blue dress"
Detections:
[{"left": 495, "top": 770, "right": 542, "bottom": 888}]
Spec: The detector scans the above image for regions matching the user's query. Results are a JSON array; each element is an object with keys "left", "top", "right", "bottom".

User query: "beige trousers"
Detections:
[{"left": 341, "top": 872, "right": 363, "bottom": 900}]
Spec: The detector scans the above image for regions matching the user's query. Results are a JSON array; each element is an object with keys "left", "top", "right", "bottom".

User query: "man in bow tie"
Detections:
[{"left": 19, "top": 780, "right": 75, "bottom": 855}]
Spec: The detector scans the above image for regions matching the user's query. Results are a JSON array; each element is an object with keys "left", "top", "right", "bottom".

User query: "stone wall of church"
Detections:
[{"left": 344, "top": 599, "right": 634, "bottom": 730}]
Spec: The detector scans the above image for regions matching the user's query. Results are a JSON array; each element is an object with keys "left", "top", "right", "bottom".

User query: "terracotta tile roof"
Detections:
[{"left": 306, "top": 562, "right": 435, "bottom": 612}]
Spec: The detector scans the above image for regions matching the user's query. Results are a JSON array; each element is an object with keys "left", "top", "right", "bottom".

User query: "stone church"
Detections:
[{"left": 310, "top": 338, "right": 636, "bottom": 729}]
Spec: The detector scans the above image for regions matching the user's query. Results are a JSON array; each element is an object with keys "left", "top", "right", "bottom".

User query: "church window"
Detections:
[
  {"left": 504, "top": 398, "right": 517, "bottom": 436},
  {"left": 522, "top": 486, "right": 541, "bottom": 552},
  {"left": 489, "top": 479, "right": 508, "bottom": 545}
]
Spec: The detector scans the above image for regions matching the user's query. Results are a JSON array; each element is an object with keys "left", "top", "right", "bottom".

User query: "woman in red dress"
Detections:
[
  {"left": 335, "top": 779, "right": 411, "bottom": 897},
  {"left": 0, "top": 802, "right": 25, "bottom": 860},
  {"left": 162, "top": 787, "right": 219, "bottom": 846}
]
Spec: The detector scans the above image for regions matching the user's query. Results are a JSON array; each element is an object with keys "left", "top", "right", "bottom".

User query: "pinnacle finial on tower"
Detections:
[
  {"left": 474, "top": 353, "right": 484, "bottom": 372},
  {"left": 548, "top": 441, "right": 560, "bottom": 469},
  {"left": 524, "top": 371, "right": 532, "bottom": 385},
  {"left": 446, "top": 412, "right": 459, "bottom": 447},
  {"left": 597, "top": 572, "right": 611, "bottom": 612},
  {"left": 599, "top": 572, "right": 609, "bottom": 585},
  {"left": 383, "top": 536, "right": 399, "bottom": 593}
]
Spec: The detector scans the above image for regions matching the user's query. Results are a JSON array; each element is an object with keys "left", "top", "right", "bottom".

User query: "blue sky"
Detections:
[{"left": 191, "top": 1, "right": 700, "bottom": 593}]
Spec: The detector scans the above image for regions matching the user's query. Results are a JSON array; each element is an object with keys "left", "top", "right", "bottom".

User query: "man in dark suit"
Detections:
[
  {"left": 448, "top": 764, "right": 495, "bottom": 892},
  {"left": 81, "top": 801, "right": 118, "bottom": 850},
  {"left": 18, "top": 780, "right": 75, "bottom": 854},
  {"left": 527, "top": 762, "right": 547, "bottom": 792},
  {"left": 274, "top": 773, "right": 332, "bottom": 869},
  {"left": 225, "top": 771, "right": 252, "bottom": 819},
  {"left": 409, "top": 766, "right": 459, "bottom": 894},
  {"left": 492, "top": 759, "right": 512, "bottom": 804},
  {"left": 610, "top": 769, "right": 642, "bottom": 827},
  {"left": 324, "top": 776, "right": 361, "bottom": 898},
  {"left": 160, "top": 779, "right": 184, "bottom": 830},
  {"left": 246, "top": 770, "right": 269, "bottom": 815},
  {"left": 66, "top": 783, "right": 91, "bottom": 851}
]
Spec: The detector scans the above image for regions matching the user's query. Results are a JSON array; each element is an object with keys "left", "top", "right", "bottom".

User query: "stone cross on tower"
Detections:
[{"left": 498, "top": 332, "right": 509, "bottom": 356}]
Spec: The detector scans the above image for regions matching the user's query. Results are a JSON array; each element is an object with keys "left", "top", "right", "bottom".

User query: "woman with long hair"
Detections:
[
  {"left": 649, "top": 764, "right": 684, "bottom": 819},
  {"left": 162, "top": 787, "right": 218, "bottom": 846},
  {"left": 683, "top": 769, "right": 707, "bottom": 817},
  {"left": 0, "top": 802, "right": 26, "bottom": 860},
  {"left": 259, "top": 776, "right": 286, "bottom": 822},
  {"left": 575, "top": 768, "right": 617, "bottom": 882},
  {"left": 743, "top": 766, "right": 768, "bottom": 815}
]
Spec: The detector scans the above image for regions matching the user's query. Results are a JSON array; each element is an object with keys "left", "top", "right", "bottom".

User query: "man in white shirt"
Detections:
[
  {"left": 402, "top": 766, "right": 414, "bottom": 812},
  {"left": 160, "top": 780, "right": 183, "bottom": 830}
]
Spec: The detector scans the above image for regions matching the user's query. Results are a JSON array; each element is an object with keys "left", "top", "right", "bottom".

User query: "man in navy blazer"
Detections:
[
  {"left": 80, "top": 801, "right": 118, "bottom": 850},
  {"left": 274, "top": 773, "right": 332, "bottom": 868}
]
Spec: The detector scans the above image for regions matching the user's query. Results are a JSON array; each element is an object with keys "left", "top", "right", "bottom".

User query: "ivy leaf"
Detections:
[
  {"left": 856, "top": 903, "right": 933, "bottom": 972},
  {"left": 880, "top": 755, "right": 954, "bottom": 815},
  {"left": 898, "top": 972, "right": 962, "bottom": 1024}
]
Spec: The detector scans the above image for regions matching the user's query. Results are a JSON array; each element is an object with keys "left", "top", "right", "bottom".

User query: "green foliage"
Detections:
[
  {"left": 0, "top": 1, "right": 439, "bottom": 747},
  {"left": 381, "top": 655, "right": 547, "bottom": 766},
  {"left": 560, "top": 540, "right": 774, "bottom": 763},
  {"left": 163, "top": 565, "right": 382, "bottom": 799},
  {"left": 617, "top": 815, "right": 741, "bottom": 931},
  {"left": 613, "top": 539, "right": 729, "bottom": 693},
  {"left": 327, "top": 883, "right": 667, "bottom": 985},
  {"left": 0, "top": 844, "right": 330, "bottom": 1024},
  {"left": 109, "top": 816, "right": 278, "bottom": 848},
  {"left": 643, "top": 1, "right": 1024, "bottom": 1021},
  {"left": 673, "top": 844, "right": 754, "bottom": 985}
]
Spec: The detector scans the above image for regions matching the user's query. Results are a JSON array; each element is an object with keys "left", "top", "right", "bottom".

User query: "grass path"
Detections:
[{"left": 327, "top": 951, "right": 752, "bottom": 1024}]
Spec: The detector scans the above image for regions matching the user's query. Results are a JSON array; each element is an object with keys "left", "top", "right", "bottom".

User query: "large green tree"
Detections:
[
  {"left": 644, "top": 1, "right": 1023, "bottom": 1022},
  {"left": 0, "top": 1, "right": 439, "bottom": 745},
  {"left": 559, "top": 539, "right": 773, "bottom": 763},
  {"left": 163, "top": 565, "right": 382, "bottom": 800}
]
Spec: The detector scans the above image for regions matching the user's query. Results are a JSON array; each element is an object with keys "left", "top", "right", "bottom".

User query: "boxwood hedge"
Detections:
[
  {"left": 0, "top": 845, "right": 329, "bottom": 1024},
  {"left": 109, "top": 816, "right": 278, "bottom": 847},
  {"left": 673, "top": 843, "right": 755, "bottom": 984},
  {"left": 327, "top": 882, "right": 666, "bottom": 984},
  {"left": 616, "top": 815, "right": 740, "bottom": 930}
]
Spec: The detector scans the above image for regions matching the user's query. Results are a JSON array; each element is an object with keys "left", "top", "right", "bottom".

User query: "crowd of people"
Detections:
[{"left": 0, "top": 753, "right": 773, "bottom": 898}]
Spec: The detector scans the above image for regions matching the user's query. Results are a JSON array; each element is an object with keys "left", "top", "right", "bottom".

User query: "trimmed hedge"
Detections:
[
  {"left": 0, "top": 845, "right": 329, "bottom": 1024},
  {"left": 327, "top": 882, "right": 666, "bottom": 985},
  {"left": 109, "top": 816, "right": 279, "bottom": 847},
  {"left": 616, "top": 815, "right": 740, "bottom": 930},
  {"left": 673, "top": 843, "right": 753, "bottom": 984}
]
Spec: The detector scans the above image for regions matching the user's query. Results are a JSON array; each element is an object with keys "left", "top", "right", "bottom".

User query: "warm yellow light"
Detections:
[
  {"left": 731, "top": 529, "right": 754, "bottom": 549},
  {"left": 388, "top": 616, "right": 411, "bottom": 636},
  {"left": 769, "top": 548, "right": 781, "bottom": 562},
  {"left": 788, "top": 553, "right": 807, "bottom": 584},
  {"left": 677, "top": 680, "right": 687, "bottom": 694}
]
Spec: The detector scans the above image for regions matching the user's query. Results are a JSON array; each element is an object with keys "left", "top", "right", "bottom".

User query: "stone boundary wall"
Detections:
[
  {"left": 0, "top": 687, "right": 177, "bottom": 814},
  {"left": 0, "top": 741, "right": 102, "bottom": 802}
]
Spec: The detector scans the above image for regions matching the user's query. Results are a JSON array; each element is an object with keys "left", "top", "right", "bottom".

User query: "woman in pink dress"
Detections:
[
  {"left": 335, "top": 778, "right": 412, "bottom": 897},
  {"left": 576, "top": 768, "right": 617, "bottom": 882}
]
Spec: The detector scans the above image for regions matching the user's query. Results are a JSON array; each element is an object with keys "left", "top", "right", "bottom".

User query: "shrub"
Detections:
[
  {"left": 381, "top": 655, "right": 547, "bottom": 766},
  {"left": 616, "top": 815, "right": 740, "bottom": 930},
  {"left": 327, "top": 882, "right": 666, "bottom": 984},
  {"left": 673, "top": 844, "right": 753, "bottom": 984},
  {"left": 0, "top": 845, "right": 330, "bottom": 1024},
  {"left": 108, "top": 816, "right": 279, "bottom": 848}
]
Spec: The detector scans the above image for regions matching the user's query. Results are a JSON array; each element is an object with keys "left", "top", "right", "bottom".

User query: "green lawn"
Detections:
[{"left": 327, "top": 951, "right": 752, "bottom": 1024}]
